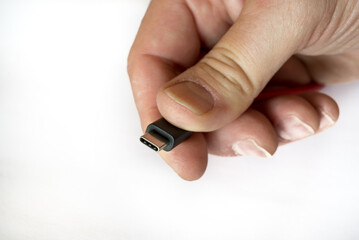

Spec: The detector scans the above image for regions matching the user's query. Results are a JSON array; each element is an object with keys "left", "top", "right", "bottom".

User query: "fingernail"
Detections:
[
  {"left": 164, "top": 81, "right": 214, "bottom": 115},
  {"left": 232, "top": 139, "right": 272, "bottom": 158},
  {"left": 319, "top": 111, "right": 335, "bottom": 130},
  {"left": 276, "top": 115, "right": 315, "bottom": 141}
]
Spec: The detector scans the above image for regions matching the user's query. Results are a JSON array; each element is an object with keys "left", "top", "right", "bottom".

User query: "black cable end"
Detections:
[{"left": 140, "top": 118, "right": 192, "bottom": 152}]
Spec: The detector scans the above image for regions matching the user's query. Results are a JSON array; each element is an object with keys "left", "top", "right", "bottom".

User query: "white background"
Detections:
[{"left": 1, "top": 0, "right": 359, "bottom": 239}]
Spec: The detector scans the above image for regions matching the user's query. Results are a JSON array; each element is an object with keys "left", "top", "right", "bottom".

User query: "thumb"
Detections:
[{"left": 157, "top": 1, "right": 319, "bottom": 132}]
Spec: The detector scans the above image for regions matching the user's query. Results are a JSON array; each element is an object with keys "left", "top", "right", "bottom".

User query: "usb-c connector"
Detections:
[
  {"left": 140, "top": 118, "right": 192, "bottom": 152},
  {"left": 140, "top": 132, "right": 168, "bottom": 152}
]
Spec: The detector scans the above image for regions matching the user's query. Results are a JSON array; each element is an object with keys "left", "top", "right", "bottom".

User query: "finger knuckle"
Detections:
[{"left": 198, "top": 46, "right": 256, "bottom": 99}]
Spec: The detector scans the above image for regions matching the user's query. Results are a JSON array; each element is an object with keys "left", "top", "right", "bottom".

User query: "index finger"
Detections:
[
  {"left": 128, "top": 0, "right": 201, "bottom": 128},
  {"left": 127, "top": 0, "right": 205, "bottom": 180}
]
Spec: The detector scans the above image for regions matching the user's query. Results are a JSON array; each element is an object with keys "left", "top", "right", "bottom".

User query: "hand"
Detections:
[{"left": 128, "top": 0, "right": 359, "bottom": 180}]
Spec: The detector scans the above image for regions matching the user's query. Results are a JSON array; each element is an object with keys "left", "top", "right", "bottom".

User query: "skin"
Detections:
[{"left": 128, "top": 0, "right": 359, "bottom": 180}]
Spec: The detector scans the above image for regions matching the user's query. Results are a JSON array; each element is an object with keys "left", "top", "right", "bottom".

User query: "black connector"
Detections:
[{"left": 140, "top": 118, "right": 192, "bottom": 152}]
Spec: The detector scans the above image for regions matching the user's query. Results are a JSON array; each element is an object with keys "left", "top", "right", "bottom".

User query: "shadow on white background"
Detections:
[{"left": 0, "top": 0, "right": 358, "bottom": 239}]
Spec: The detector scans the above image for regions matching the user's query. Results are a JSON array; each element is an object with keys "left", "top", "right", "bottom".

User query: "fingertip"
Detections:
[
  {"left": 206, "top": 109, "right": 278, "bottom": 158},
  {"left": 156, "top": 78, "right": 226, "bottom": 132},
  {"left": 300, "top": 92, "right": 340, "bottom": 131},
  {"left": 159, "top": 133, "right": 208, "bottom": 181},
  {"left": 256, "top": 95, "right": 320, "bottom": 142}
]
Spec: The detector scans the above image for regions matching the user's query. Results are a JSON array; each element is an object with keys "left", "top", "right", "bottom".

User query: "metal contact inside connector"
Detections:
[
  {"left": 140, "top": 137, "right": 159, "bottom": 151},
  {"left": 140, "top": 132, "right": 167, "bottom": 152}
]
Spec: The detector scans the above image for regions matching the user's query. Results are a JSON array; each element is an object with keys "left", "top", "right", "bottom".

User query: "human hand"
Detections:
[{"left": 128, "top": 0, "right": 359, "bottom": 180}]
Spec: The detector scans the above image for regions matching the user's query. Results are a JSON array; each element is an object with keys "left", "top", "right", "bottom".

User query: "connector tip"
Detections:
[{"left": 140, "top": 132, "right": 167, "bottom": 152}]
